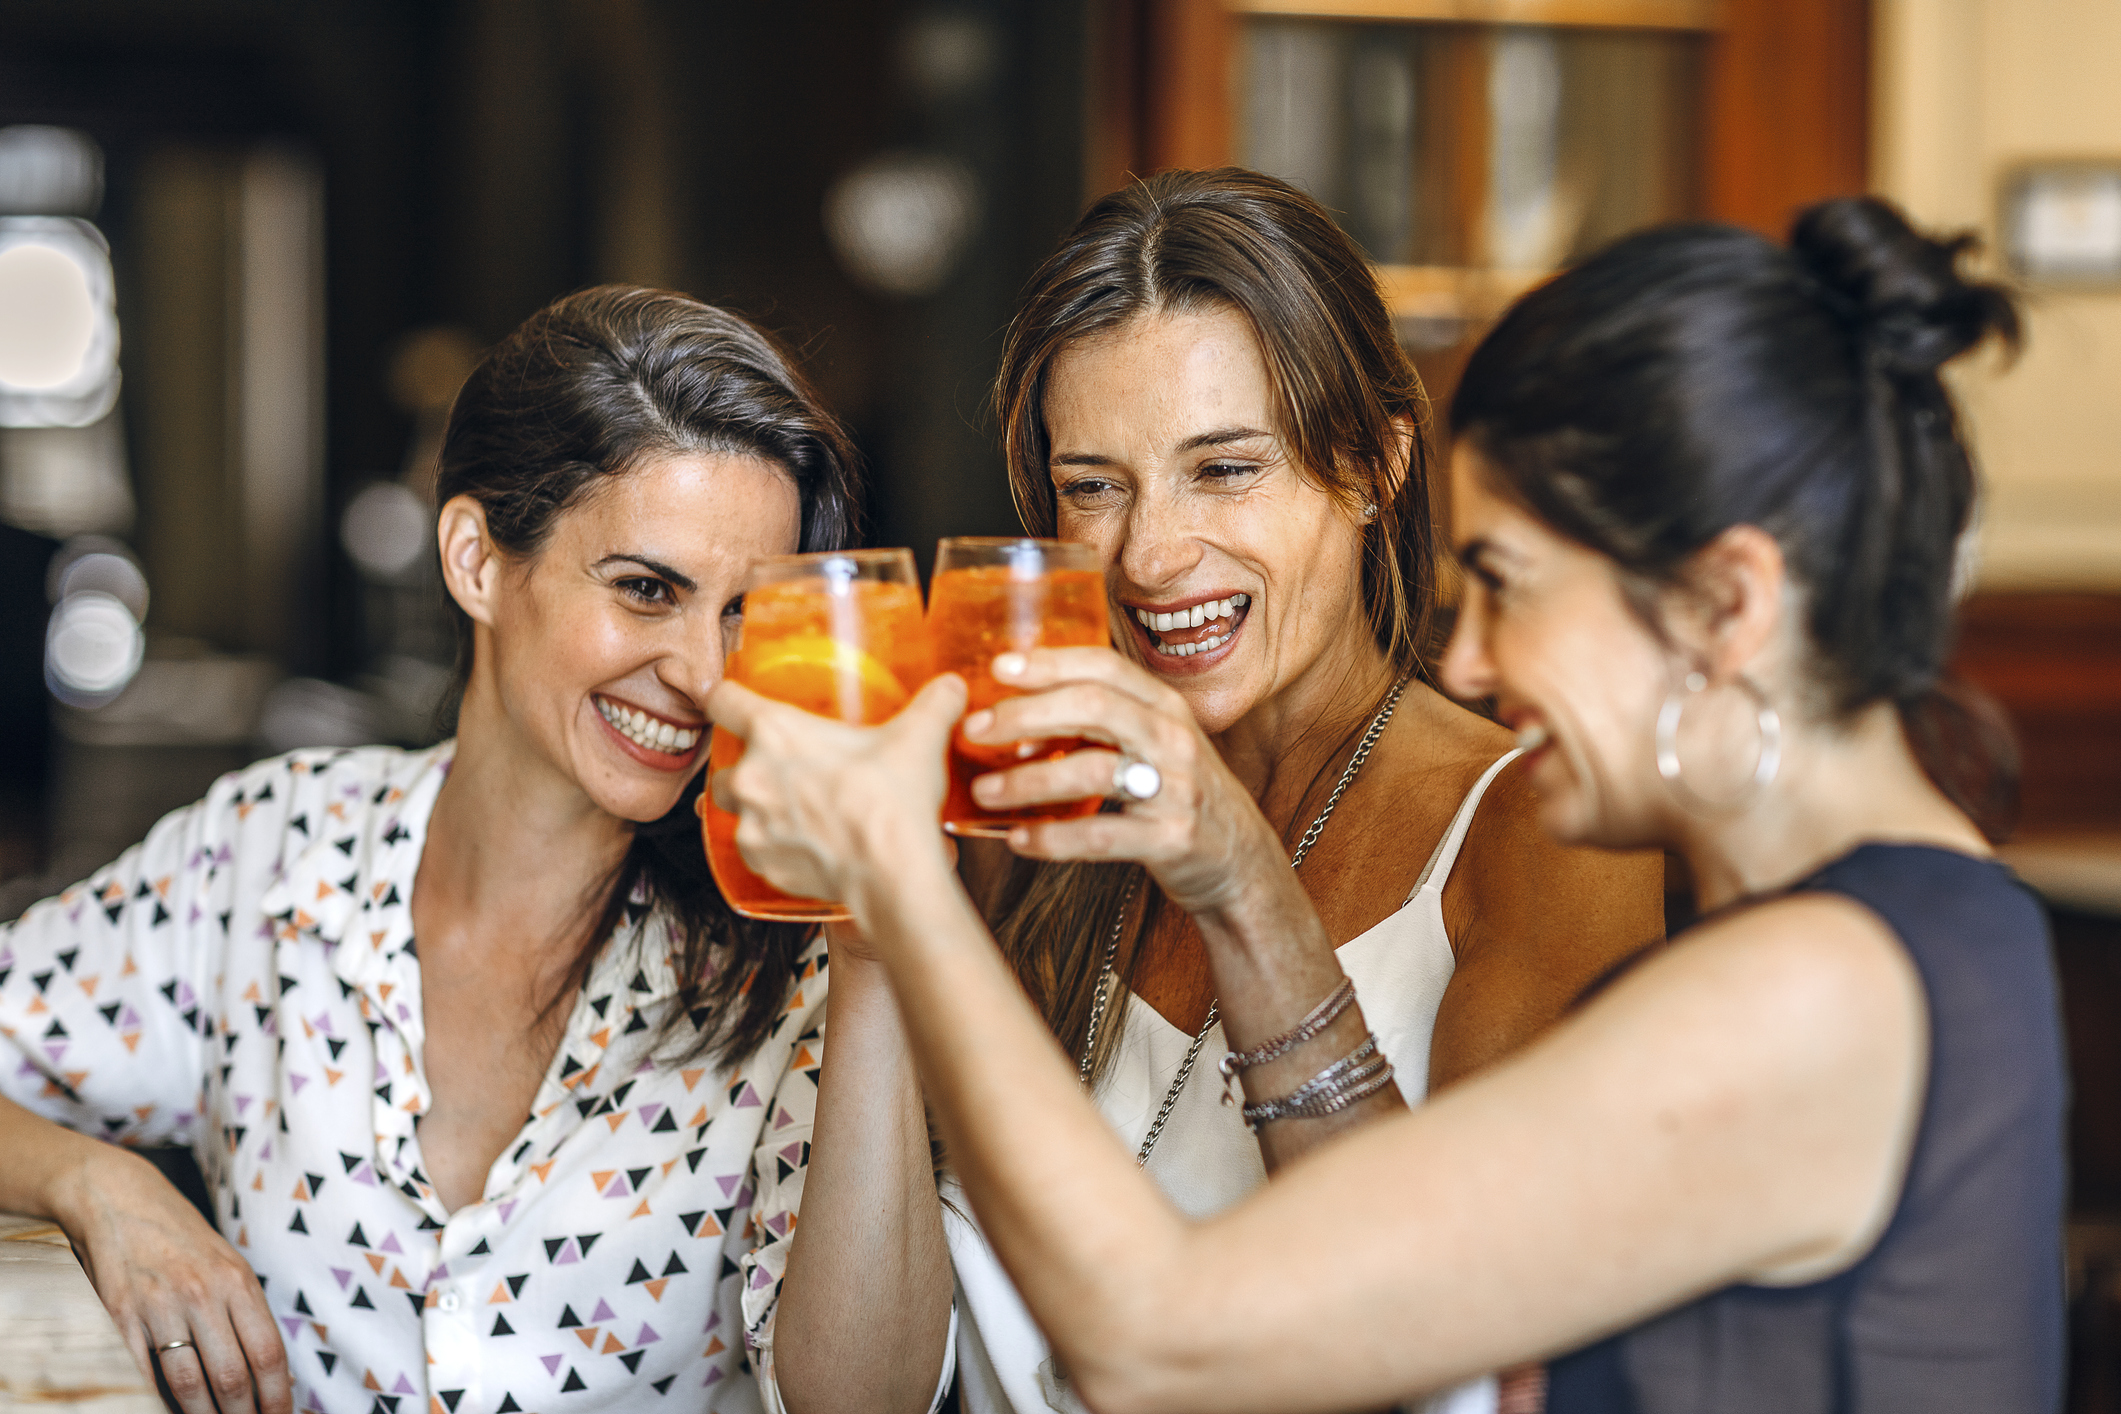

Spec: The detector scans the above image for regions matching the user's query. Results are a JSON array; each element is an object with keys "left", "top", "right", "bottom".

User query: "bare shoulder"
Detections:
[{"left": 1657, "top": 893, "right": 1924, "bottom": 1040}]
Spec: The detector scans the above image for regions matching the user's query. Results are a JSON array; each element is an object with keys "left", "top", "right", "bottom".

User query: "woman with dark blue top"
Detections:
[{"left": 701, "top": 190, "right": 2066, "bottom": 1413}]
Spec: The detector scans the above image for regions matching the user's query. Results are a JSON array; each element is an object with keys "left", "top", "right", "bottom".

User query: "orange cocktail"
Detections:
[
  {"left": 702, "top": 549, "right": 931, "bottom": 921},
  {"left": 929, "top": 538, "right": 1110, "bottom": 838}
]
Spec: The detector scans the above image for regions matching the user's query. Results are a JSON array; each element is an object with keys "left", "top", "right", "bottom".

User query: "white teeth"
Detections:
[
  {"left": 1189, "top": 604, "right": 1204, "bottom": 628},
  {"left": 1153, "top": 611, "right": 1174, "bottom": 631},
  {"left": 1153, "top": 629, "right": 1233, "bottom": 659},
  {"left": 597, "top": 697, "right": 699, "bottom": 754}
]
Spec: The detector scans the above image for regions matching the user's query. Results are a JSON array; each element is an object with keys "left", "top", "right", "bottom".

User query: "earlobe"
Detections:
[{"left": 436, "top": 495, "right": 502, "bottom": 627}]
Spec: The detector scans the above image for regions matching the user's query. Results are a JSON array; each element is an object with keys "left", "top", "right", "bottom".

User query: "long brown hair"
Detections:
[
  {"left": 989, "top": 169, "right": 1438, "bottom": 1077},
  {"left": 436, "top": 285, "right": 864, "bottom": 1066}
]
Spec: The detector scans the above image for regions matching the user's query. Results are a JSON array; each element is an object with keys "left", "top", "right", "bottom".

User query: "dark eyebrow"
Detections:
[
  {"left": 1176, "top": 426, "right": 1273, "bottom": 454},
  {"left": 594, "top": 554, "right": 697, "bottom": 593},
  {"left": 1051, "top": 426, "right": 1273, "bottom": 468}
]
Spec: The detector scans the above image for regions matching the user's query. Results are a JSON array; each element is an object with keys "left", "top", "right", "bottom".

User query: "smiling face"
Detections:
[
  {"left": 465, "top": 451, "right": 802, "bottom": 825},
  {"left": 1439, "top": 444, "right": 1680, "bottom": 847},
  {"left": 1042, "top": 305, "right": 1380, "bottom": 734}
]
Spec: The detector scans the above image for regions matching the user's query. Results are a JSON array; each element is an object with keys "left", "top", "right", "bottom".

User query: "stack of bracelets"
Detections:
[{"left": 1217, "top": 976, "right": 1397, "bottom": 1132}]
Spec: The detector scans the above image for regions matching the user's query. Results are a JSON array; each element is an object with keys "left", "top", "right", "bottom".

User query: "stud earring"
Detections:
[{"left": 1362, "top": 500, "right": 1378, "bottom": 521}]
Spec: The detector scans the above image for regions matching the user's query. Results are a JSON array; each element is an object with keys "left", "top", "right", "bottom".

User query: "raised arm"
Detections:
[
  {"left": 764, "top": 926, "right": 954, "bottom": 1414},
  {"left": 708, "top": 675, "right": 1929, "bottom": 1414}
]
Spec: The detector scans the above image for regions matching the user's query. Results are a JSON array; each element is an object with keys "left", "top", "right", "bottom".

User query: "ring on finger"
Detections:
[
  {"left": 1112, "top": 755, "right": 1162, "bottom": 803},
  {"left": 156, "top": 1337, "right": 195, "bottom": 1355}
]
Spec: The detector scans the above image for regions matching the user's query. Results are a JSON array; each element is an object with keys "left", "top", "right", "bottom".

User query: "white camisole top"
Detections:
[{"left": 943, "top": 749, "right": 1524, "bottom": 1414}]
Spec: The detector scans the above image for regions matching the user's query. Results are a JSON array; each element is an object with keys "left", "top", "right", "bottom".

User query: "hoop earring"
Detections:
[{"left": 1655, "top": 670, "right": 1782, "bottom": 812}]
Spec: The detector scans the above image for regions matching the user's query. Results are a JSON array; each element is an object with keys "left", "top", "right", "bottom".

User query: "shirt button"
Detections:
[{"left": 438, "top": 1290, "right": 461, "bottom": 1313}]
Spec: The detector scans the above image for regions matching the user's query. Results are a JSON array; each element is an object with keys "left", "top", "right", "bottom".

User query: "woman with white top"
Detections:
[
  {"left": 753, "top": 168, "right": 1664, "bottom": 1413},
  {"left": 0, "top": 288, "right": 949, "bottom": 1414},
  {"left": 709, "top": 196, "right": 2063, "bottom": 1411}
]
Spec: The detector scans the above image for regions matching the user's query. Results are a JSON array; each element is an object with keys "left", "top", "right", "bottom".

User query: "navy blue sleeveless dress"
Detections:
[{"left": 1546, "top": 844, "right": 2067, "bottom": 1414}]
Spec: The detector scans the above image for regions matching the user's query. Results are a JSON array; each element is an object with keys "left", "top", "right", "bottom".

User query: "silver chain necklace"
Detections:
[{"left": 1077, "top": 675, "right": 1411, "bottom": 1165}]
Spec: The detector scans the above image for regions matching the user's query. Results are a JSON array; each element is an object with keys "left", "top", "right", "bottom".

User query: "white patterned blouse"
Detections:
[{"left": 0, "top": 743, "right": 828, "bottom": 1414}]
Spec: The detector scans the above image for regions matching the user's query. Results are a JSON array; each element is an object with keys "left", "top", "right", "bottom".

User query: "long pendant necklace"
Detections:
[{"left": 1076, "top": 675, "right": 1411, "bottom": 1165}]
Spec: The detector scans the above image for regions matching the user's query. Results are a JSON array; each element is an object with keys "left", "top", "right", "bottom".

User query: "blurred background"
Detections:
[{"left": 0, "top": 0, "right": 2115, "bottom": 1403}]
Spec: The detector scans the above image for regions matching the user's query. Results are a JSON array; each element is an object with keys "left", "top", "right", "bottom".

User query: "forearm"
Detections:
[
  {"left": 1189, "top": 862, "right": 1407, "bottom": 1173},
  {"left": 0, "top": 1091, "right": 135, "bottom": 1230},
  {"left": 847, "top": 839, "right": 1193, "bottom": 1397},
  {"left": 773, "top": 952, "right": 953, "bottom": 1414}
]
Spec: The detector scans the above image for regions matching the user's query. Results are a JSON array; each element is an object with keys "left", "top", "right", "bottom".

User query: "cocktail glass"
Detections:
[
  {"left": 929, "top": 537, "right": 1111, "bottom": 838},
  {"left": 702, "top": 548, "right": 931, "bottom": 921}
]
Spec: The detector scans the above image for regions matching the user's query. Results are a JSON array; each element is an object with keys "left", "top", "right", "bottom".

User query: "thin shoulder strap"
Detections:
[{"left": 1409, "top": 748, "right": 1524, "bottom": 901}]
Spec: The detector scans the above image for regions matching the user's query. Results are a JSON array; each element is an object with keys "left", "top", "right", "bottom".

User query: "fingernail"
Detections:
[
  {"left": 971, "top": 774, "right": 999, "bottom": 803},
  {"left": 993, "top": 652, "right": 1027, "bottom": 679},
  {"left": 965, "top": 709, "right": 994, "bottom": 737}
]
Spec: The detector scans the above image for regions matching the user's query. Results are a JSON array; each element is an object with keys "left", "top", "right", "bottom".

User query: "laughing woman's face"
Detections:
[
  {"left": 455, "top": 452, "right": 802, "bottom": 826},
  {"left": 1042, "top": 305, "right": 1378, "bottom": 735}
]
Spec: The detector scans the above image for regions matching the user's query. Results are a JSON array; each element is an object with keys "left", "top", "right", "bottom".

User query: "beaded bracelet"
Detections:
[
  {"left": 1217, "top": 976, "right": 1357, "bottom": 1108},
  {"left": 1238, "top": 1032, "right": 1397, "bottom": 1131}
]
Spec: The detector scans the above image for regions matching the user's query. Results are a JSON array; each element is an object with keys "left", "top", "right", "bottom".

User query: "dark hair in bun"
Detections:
[{"left": 1451, "top": 195, "right": 2021, "bottom": 838}]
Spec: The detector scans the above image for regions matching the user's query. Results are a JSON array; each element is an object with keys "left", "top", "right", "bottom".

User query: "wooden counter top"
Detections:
[{"left": 0, "top": 1213, "right": 159, "bottom": 1410}]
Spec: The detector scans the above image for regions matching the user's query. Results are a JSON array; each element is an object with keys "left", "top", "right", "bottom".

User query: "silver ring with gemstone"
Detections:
[{"left": 1113, "top": 755, "right": 1162, "bottom": 803}]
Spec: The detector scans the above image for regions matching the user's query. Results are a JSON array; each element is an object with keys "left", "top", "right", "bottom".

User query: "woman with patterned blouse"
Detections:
[{"left": 0, "top": 289, "right": 951, "bottom": 1414}]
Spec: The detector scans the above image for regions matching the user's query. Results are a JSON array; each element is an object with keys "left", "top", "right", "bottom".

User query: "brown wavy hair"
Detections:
[
  {"left": 988, "top": 169, "right": 1437, "bottom": 1078},
  {"left": 435, "top": 285, "right": 863, "bottom": 1065}
]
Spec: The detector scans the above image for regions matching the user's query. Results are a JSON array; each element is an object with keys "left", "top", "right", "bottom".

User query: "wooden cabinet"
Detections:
[{"left": 1088, "top": 0, "right": 1869, "bottom": 396}]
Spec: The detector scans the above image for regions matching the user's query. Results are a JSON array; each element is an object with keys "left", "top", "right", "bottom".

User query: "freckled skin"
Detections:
[{"left": 1044, "top": 307, "right": 1376, "bottom": 740}]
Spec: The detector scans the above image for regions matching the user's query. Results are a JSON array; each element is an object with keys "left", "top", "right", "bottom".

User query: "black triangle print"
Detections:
[
  {"left": 379, "top": 884, "right": 401, "bottom": 906},
  {"left": 679, "top": 1212, "right": 704, "bottom": 1236},
  {"left": 651, "top": 1374, "right": 675, "bottom": 1395},
  {"left": 685, "top": 1149, "right": 706, "bottom": 1174},
  {"left": 151, "top": 902, "right": 171, "bottom": 926},
  {"left": 334, "top": 836, "right": 357, "bottom": 856},
  {"left": 576, "top": 1233, "right": 600, "bottom": 1257},
  {"left": 590, "top": 995, "right": 611, "bottom": 1019},
  {"left": 561, "top": 1370, "right": 587, "bottom": 1393},
  {"left": 383, "top": 821, "right": 409, "bottom": 845},
  {"left": 623, "top": 1010, "right": 649, "bottom": 1035},
  {"left": 544, "top": 1238, "right": 568, "bottom": 1262},
  {"left": 440, "top": 1392, "right": 464, "bottom": 1413},
  {"left": 776, "top": 1157, "right": 795, "bottom": 1184},
  {"left": 619, "top": 1350, "right": 645, "bottom": 1374},
  {"left": 307, "top": 1172, "right": 326, "bottom": 1196},
  {"left": 629, "top": 968, "right": 651, "bottom": 992},
  {"left": 626, "top": 1166, "right": 651, "bottom": 1189},
  {"left": 32, "top": 970, "right": 52, "bottom": 994},
  {"left": 557, "top": 1304, "right": 581, "bottom": 1329},
  {"left": 43, "top": 1017, "right": 67, "bottom": 1038},
  {"left": 280, "top": 974, "right": 299, "bottom": 994},
  {"left": 349, "top": 1222, "right": 369, "bottom": 1247},
  {"left": 97, "top": 1002, "right": 122, "bottom": 1027},
  {"left": 612, "top": 1081, "right": 636, "bottom": 1108},
  {"left": 350, "top": 1286, "right": 373, "bottom": 1309},
  {"left": 404, "top": 1291, "right": 425, "bottom": 1316},
  {"left": 290, "top": 813, "right": 308, "bottom": 836},
  {"left": 651, "top": 1109, "right": 678, "bottom": 1132},
  {"left": 497, "top": 1397, "right": 520, "bottom": 1413},
  {"left": 626, "top": 1259, "right": 652, "bottom": 1284},
  {"left": 318, "top": 1351, "right": 337, "bottom": 1375},
  {"left": 295, "top": 1291, "right": 313, "bottom": 1315},
  {"left": 341, "top": 1153, "right": 364, "bottom": 1173},
  {"left": 288, "top": 1210, "right": 308, "bottom": 1234},
  {"left": 371, "top": 1398, "right": 397, "bottom": 1414},
  {"left": 661, "top": 1252, "right": 688, "bottom": 1276},
  {"left": 506, "top": 1273, "right": 528, "bottom": 1297},
  {"left": 255, "top": 782, "right": 273, "bottom": 801},
  {"left": 721, "top": 1254, "right": 741, "bottom": 1280},
  {"left": 55, "top": 948, "right": 77, "bottom": 972},
  {"left": 469, "top": 1238, "right": 490, "bottom": 1256},
  {"left": 328, "top": 1037, "right": 347, "bottom": 1059},
  {"left": 491, "top": 1312, "right": 514, "bottom": 1336}
]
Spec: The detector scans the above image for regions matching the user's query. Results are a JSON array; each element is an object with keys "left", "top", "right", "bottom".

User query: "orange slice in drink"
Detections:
[{"left": 740, "top": 633, "right": 911, "bottom": 724}]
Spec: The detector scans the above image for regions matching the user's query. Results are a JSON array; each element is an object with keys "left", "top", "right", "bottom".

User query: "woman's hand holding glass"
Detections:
[
  {"left": 960, "top": 646, "right": 1293, "bottom": 918},
  {"left": 706, "top": 673, "right": 969, "bottom": 915}
]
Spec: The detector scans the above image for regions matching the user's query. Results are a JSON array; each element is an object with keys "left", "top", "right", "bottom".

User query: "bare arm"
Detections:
[
  {"left": 967, "top": 650, "right": 1405, "bottom": 1171},
  {"left": 770, "top": 932, "right": 953, "bottom": 1414},
  {"left": 707, "top": 674, "right": 1926, "bottom": 1412},
  {"left": 0, "top": 1093, "right": 291, "bottom": 1414},
  {"left": 1431, "top": 765, "right": 1667, "bottom": 1090}
]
